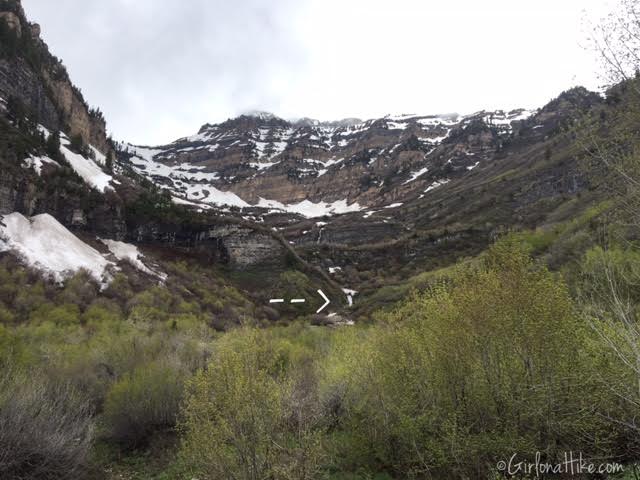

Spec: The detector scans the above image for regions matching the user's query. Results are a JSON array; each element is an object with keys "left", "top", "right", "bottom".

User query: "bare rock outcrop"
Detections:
[
  {"left": 0, "top": 0, "right": 111, "bottom": 154},
  {"left": 42, "top": 69, "right": 110, "bottom": 153},
  {"left": 0, "top": 11, "right": 21, "bottom": 37}
]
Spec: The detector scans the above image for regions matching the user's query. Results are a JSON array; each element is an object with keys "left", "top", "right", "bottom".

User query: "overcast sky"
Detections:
[{"left": 24, "top": 0, "right": 613, "bottom": 145}]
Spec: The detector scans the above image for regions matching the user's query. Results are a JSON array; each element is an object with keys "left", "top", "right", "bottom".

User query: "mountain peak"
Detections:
[
  {"left": 202, "top": 111, "right": 290, "bottom": 132},
  {"left": 291, "top": 117, "right": 364, "bottom": 129},
  {"left": 242, "top": 110, "right": 281, "bottom": 121}
]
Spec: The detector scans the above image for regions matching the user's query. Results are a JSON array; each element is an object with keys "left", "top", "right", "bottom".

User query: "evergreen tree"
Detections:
[
  {"left": 46, "top": 130, "right": 61, "bottom": 161},
  {"left": 105, "top": 150, "right": 114, "bottom": 173},
  {"left": 7, "top": 96, "right": 26, "bottom": 127},
  {"left": 69, "top": 133, "right": 86, "bottom": 156}
]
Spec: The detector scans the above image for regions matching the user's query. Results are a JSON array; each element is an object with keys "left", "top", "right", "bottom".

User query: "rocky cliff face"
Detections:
[
  {"left": 123, "top": 99, "right": 591, "bottom": 219},
  {"left": 123, "top": 109, "right": 536, "bottom": 213},
  {"left": 0, "top": 155, "right": 289, "bottom": 271},
  {"left": 0, "top": 10, "right": 20, "bottom": 36},
  {"left": 42, "top": 68, "right": 110, "bottom": 153},
  {"left": 0, "top": 0, "right": 110, "bottom": 154},
  {"left": 113, "top": 87, "right": 604, "bottom": 296},
  {"left": 0, "top": 55, "right": 61, "bottom": 132}
]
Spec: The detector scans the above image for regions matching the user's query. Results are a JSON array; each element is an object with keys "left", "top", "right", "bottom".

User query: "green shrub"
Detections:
[
  {"left": 59, "top": 271, "right": 98, "bottom": 307},
  {"left": 82, "top": 300, "right": 122, "bottom": 326},
  {"left": 323, "top": 239, "right": 611, "bottom": 478},
  {"left": 102, "top": 362, "right": 185, "bottom": 449},
  {"left": 179, "top": 329, "right": 324, "bottom": 480},
  {"left": 0, "top": 303, "right": 14, "bottom": 324},
  {"left": 29, "top": 303, "right": 81, "bottom": 325},
  {"left": 103, "top": 273, "right": 134, "bottom": 304}
]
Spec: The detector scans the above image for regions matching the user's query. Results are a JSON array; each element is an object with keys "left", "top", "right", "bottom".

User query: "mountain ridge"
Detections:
[{"left": 119, "top": 106, "right": 540, "bottom": 215}]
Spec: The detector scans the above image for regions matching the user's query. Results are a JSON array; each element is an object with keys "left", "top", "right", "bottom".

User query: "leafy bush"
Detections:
[
  {"left": 102, "top": 362, "right": 185, "bottom": 449},
  {"left": 28, "top": 303, "right": 81, "bottom": 325},
  {"left": 179, "top": 329, "right": 324, "bottom": 480},
  {"left": 578, "top": 245, "right": 640, "bottom": 456},
  {"left": 322, "top": 239, "right": 612, "bottom": 478}
]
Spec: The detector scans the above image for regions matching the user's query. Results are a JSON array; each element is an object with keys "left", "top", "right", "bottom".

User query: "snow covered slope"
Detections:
[
  {"left": 101, "top": 239, "right": 166, "bottom": 280},
  {"left": 0, "top": 213, "right": 112, "bottom": 283},
  {"left": 0, "top": 213, "right": 165, "bottom": 284},
  {"left": 23, "top": 155, "right": 60, "bottom": 175},
  {"left": 120, "top": 108, "right": 536, "bottom": 216},
  {"left": 60, "top": 136, "right": 115, "bottom": 193},
  {"left": 257, "top": 198, "right": 363, "bottom": 218}
]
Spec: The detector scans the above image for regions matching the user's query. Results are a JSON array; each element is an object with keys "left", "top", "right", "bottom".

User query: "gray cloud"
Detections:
[
  {"left": 23, "top": 0, "right": 605, "bottom": 145},
  {"left": 24, "top": 0, "right": 306, "bottom": 143}
]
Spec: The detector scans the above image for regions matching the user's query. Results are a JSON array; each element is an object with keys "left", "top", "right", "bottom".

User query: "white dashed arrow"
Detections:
[{"left": 316, "top": 289, "right": 330, "bottom": 313}]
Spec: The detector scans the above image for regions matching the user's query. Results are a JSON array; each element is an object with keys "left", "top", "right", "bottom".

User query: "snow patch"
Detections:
[
  {"left": 466, "top": 161, "right": 480, "bottom": 171},
  {"left": 128, "top": 147, "right": 219, "bottom": 182},
  {"left": 338, "top": 122, "right": 371, "bottom": 136},
  {"left": 386, "top": 121, "right": 408, "bottom": 130},
  {"left": 192, "top": 187, "right": 249, "bottom": 208},
  {"left": 424, "top": 179, "right": 450, "bottom": 193},
  {"left": 89, "top": 145, "right": 107, "bottom": 166},
  {"left": 403, "top": 167, "right": 428, "bottom": 184},
  {"left": 0, "top": 213, "right": 112, "bottom": 284},
  {"left": 101, "top": 239, "right": 166, "bottom": 280},
  {"left": 257, "top": 198, "right": 362, "bottom": 218},
  {"left": 249, "top": 161, "right": 279, "bottom": 171},
  {"left": 128, "top": 145, "right": 164, "bottom": 161},
  {"left": 172, "top": 196, "right": 210, "bottom": 209},
  {"left": 60, "top": 142, "right": 114, "bottom": 193},
  {"left": 303, "top": 157, "right": 344, "bottom": 176},
  {"left": 128, "top": 145, "right": 246, "bottom": 208},
  {"left": 419, "top": 133, "right": 449, "bottom": 145},
  {"left": 23, "top": 155, "right": 59, "bottom": 175},
  {"left": 483, "top": 109, "right": 535, "bottom": 126},
  {"left": 342, "top": 288, "right": 358, "bottom": 307},
  {"left": 414, "top": 115, "right": 460, "bottom": 129}
]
